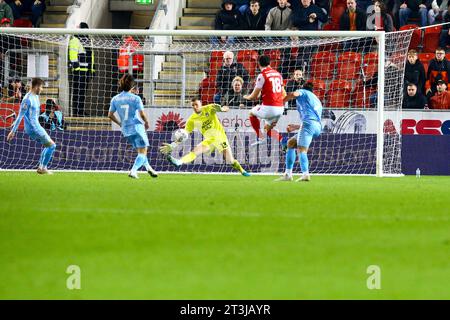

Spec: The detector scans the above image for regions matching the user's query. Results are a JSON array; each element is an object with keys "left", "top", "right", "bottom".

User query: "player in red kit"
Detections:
[{"left": 244, "top": 55, "right": 286, "bottom": 146}]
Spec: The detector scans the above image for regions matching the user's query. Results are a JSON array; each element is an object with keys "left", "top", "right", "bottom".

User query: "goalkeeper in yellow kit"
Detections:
[{"left": 160, "top": 97, "right": 250, "bottom": 177}]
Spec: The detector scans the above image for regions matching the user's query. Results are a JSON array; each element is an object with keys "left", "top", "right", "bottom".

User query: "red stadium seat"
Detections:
[
  {"left": 210, "top": 51, "right": 224, "bottom": 63},
  {"left": 337, "top": 52, "right": 362, "bottom": 80},
  {"left": 308, "top": 79, "right": 326, "bottom": 103},
  {"left": 423, "top": 25, "right": 442, "bottom": 53},
  {"left": 363, "top": 52, "right": 378, "bottom": 79},
  {"left": 310, "top": 51, "right": 337, "bottom": 80},
  {"left": 237, "top": 50, "right": 258, "bottom": 78},
  {"left": 208, "top": 60, "right": 221, "bottom": 81},
  {"left": 327, "top": 80, "right": 352, "bottom": 108},
  {"left": 399, "top": 24, "right": 421, "bottom": 50},
  {"left": 418, "top": 53, "right": 434, "bottom": 74},
  {"left": 199, "top": 78, "right": 216, "bottom": 104},
  {"left": 332, "top": 0, "right": 347, "bottom": 7},
  {"left": 263, "top": 49, "right": 281, "bottom": 71},
  {"left": 352, "top": 81, "right": 377, "bottom": 109},
  {"left": 13, "top": 18, "right": 32, "bottom": 28},
  {"left": 322, "top": 23, "right": 338, "bottom": 30}
]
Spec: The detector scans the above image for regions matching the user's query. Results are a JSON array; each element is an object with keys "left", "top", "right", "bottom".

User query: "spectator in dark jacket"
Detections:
[
  {"left": 339, "top": 0, "right": 367, "bottom": 30},
  {"left": 439, "top": 3, "right": 450, "bottom": 48},
  {"left": 399, "top": 0, "right": 428, "bottom": 27},
  {"left": 404, "top": 49, "right": 426, "bottom": 93},
  {"left": 402, "top": 83, "right": 428, "bottom": 108},
  {"left": 366, "top": 1, "right": 395, "bottom": 31},
  {"left": 221, "top": 76, "right": 251, "bottom": 108},
  {"left": 426, "top": 47, "right": 450, "bottom": 96},
  {"left": 285, "top": 69, "right": 305, "bottom": 108},
  {"left": 291, "top": 0, "right": 328, "bottom": 30},
  {"left": 214, "top": 51, "right": 250, "bottom": 103},
  {"left": 239, "top": 0, "right": 266, "bottom": 30},
  {"left": 6, "top": 0, "right": 45, "bottom": 27},
  {"left": 214, "top": 0, "right": 240, "bottom": 43}
]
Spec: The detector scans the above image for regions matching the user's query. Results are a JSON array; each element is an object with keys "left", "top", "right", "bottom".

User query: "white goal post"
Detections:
[{"left": 0, "top": 28, "right": 412, "bottom": 176}]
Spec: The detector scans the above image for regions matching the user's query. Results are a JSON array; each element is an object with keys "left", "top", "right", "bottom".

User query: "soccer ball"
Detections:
[{"left": 174, "top": 129, "right": 189, "bottom": 142}]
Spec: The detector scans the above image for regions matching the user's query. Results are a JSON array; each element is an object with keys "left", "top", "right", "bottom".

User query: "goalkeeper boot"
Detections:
[
  {"left": 274, "top": 174, "right": 293, "bottom": 182},
  {"left": 295, "top": 174, "right": 311, "bottom": 182},
  {"left": 241, "top": 170, "right": 251, "bottom": 177},
  {"left": 147, "top": 166, "right": 158, "bottom": 178},
  {"left": 128, "top": 171, "right": 139, "bottom": 179},
  {"left": 167, "top": 155, "right": 182, "bottom": 167}
]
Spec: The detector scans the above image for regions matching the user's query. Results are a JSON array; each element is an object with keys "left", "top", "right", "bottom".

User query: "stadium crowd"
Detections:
[{"left": 208, "top": 0, "right": 450, "bottom": 109}]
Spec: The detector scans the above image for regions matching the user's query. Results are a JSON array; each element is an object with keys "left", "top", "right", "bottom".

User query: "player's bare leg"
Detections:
[
  {"left": 295, "top": 146, "right": 311, "bottom": 182},
  {"left": 264, "top": 122, "right": 283, "bottom": 143},
  {"left": 223, "top": 148, "right": 250, "bottom": 177},
  {"left": 249, "top": 111, "right": 265, "bottom": 146},
  {"left": 37, "top": 139, "right": 56, "bottom": 175},
  {"left": 275, "top": 137, "right": 297, "bottom": 181},
  {"left": 167, "top": 143, "right": 210, "bottom": 167}
]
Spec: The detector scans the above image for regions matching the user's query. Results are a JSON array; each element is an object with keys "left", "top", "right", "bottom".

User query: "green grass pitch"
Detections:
[{"left": 0, "top": 172, "right": 449, "bottom": 299}]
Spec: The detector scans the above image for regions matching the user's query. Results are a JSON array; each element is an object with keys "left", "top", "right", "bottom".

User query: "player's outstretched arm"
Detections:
[
  {"left": 244, "top": 87, "right": 262, "bottom": 101},
  {"left": 283, "top": 91, "right": 300, "bottom": 103},
  {"left": 287, "top": 124, "right": 301, "bottom": 133},
  {"left": 108, "top": 111, "right": 121, "bottom": 127}
]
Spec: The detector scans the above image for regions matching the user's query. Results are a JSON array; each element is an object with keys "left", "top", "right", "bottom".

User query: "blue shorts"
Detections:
[
  {"left": 297, "top": 121, "right": 321, "bottom": 149},
  {"left": 125, "top": 131, "right": 149, "bottom": 149},
  {"left": 27, "top": 128, "right": 52, "bottom": 145}
]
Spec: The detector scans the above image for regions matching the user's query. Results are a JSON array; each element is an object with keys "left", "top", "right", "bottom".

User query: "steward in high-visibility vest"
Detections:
[
  {"left": 68, "top": 22, "right": 95, "bottom": 117},
  {"left": 117, "top": 36, "right": 143, "bottom": 73}
]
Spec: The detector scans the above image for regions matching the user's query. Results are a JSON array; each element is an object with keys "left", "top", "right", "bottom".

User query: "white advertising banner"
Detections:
[{"left": 111, "top": 109, "right": 450, "bottom": 135}]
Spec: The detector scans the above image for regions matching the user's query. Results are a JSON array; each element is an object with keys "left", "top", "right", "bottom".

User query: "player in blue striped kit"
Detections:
[
  {"left": 276, "top": 82, "right": 322, "bottom": 182},
  {"left": 7, "top": 78, "right": 57, "bottom": 174},
  {"left": 108, "top": 74, "right": 158, "bottom": 179}
]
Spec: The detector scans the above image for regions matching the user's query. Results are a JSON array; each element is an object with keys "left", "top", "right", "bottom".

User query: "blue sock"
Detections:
[
  {"left": 131, "top": 154, "right": 147, "bottom": 173},
  {"left": 40, "top": 144, "right": 56, "bottom": 168},
  {"left": 300, "top": 152, "right": 309, "bottom": 174},
  {"left": 285, "top": 148, "right": 296, "bottom": 175}
]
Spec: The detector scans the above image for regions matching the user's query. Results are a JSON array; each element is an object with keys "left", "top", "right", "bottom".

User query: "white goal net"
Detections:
[{"left": 0, "top": 29, "right": 412, "bottom": 176}]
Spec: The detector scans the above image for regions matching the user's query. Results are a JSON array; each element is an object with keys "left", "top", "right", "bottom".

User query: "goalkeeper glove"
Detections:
[{"left": 159, "top": 142, "right": 178, "bottom": 155}]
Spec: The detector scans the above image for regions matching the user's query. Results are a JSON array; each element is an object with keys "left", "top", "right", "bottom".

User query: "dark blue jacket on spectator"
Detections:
[
  {"left": 215, "top": 0, "right": 241, "bottom": 30},
  {"left": 239, "top": 7, "right": 266, "bottom": 30},
  {"left": 291, "top": 3, "right": 328, "bottom": 30}
]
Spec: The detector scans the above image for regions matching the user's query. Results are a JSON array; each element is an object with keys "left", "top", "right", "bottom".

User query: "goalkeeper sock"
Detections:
[
  {"left": 231, "top": 160, "right": 245, "bottom": 173},
  {"left": 40, "top": 144, "right": 56, "bottom": 168},
  {"left": 181, "top": 152, "right": 197, "bottom": 164},
  {"left": 249, "top": 115, "right": 261, "bottom": 138},
  {"left": 299, "top": 151, "right": 309, "bottom": 174},
  {"left": 285, "top": 147, "right": 296, "bottom": 176},
  {"left": 131, "top": 154, "right": 147, "bottom": 173}
]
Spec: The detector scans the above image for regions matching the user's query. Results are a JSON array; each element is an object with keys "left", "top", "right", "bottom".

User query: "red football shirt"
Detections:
[{"left": 255, "top": 67, "right": 284, "bottom": 107}]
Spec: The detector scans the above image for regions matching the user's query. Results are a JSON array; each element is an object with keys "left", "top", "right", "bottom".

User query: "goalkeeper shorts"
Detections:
[{"left": 201, "top": 135, "right": 229, "bottom": 153}]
